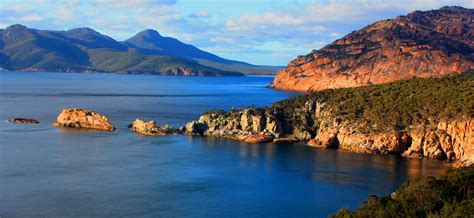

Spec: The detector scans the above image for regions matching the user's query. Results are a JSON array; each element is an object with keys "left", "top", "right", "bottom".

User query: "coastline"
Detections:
[{"left": 184, "top": 74, "right": 474, "bottom": 167}]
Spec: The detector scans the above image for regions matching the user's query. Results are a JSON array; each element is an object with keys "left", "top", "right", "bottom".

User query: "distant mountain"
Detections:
[
  {"left": 0, "top": 25, "right": 279, "bottom": 76},
  {"left": 273, "top": 6, "right": 474, "bottom": 91},
  {"left": 123, "top": 29, "right": 281, "bottom": 75}
]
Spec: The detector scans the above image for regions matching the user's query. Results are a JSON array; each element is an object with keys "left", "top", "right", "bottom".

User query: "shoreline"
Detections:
[{"left": 0, "top": 69, "right": 281, "bottom": 77}]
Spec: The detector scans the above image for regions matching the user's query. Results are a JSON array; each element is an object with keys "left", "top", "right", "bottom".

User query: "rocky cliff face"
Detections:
[
  {"left": 186, "top": 108, "right": 473, "bottom": 167},
  {"left": 273, "top": 6, "right": 474, "bottom": 92},
  {"left": 185, "top": 108, "right": 282, "bottom": 143},
  {"left": 185, "top": 75, "right": 473, "bottom": 166},
  {"left": 311, "top": 118, "right": 473, "bottom": 164}
]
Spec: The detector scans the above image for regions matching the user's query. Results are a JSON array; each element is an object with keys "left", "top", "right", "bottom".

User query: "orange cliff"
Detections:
[{"left": 273, "top": 6, "right": 474, "bottom": 92}]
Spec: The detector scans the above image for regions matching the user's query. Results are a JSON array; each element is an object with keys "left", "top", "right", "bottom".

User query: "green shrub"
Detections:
[
  {"left": 272, "top": 74, "right": 473, "bottom": 132},
  {"left": 330, "top": 166, "right": 474, "bottom": 218}
]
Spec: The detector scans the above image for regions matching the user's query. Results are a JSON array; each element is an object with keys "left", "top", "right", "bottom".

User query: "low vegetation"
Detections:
[
  {"left": 330, "top": 166, "right": 474, "bottom": 217},
  {"left": 272, "top": 74, "right": 474, "bottom": 132}
]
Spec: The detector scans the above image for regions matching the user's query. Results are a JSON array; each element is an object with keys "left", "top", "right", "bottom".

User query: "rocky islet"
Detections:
[
  {"left": 8, "top": 118, "right": 40, "bottom": 124},
  {"left": 52, "top": 108, "right": 116, "bottom": 131},
  {"left": 128, "top": 118, "right": 182, "bottom": 136}
]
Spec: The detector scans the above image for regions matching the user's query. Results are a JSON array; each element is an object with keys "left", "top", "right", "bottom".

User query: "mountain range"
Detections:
[
  {"left": 0, "top": 24, "right": 280, "bottom": 76},
  {"left": 273, "top": 6, "right": 474, "bottom": 91}
]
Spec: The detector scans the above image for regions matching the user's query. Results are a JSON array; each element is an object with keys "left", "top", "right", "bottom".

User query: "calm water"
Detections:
[{"left": 0, "top": 72, "right": 448, "bottom": 217}]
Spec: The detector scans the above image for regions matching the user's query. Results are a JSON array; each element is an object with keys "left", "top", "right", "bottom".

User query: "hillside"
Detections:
[
  {"left": 273, "top": 6, "right": 474, "bottom": 91},
  {"left": 331, "top": 166, "right": 474, "bottom": 217},
  {"left": 124, "top": 29, "right": 280, "bottom": 75},
  {"left": 0, "top": 24, "right": 277, "bottom": 76}
]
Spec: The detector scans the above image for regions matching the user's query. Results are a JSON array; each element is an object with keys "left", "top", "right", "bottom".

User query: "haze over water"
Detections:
[{"left": 0, "top": 72, "right": 448, "bottom": 217}]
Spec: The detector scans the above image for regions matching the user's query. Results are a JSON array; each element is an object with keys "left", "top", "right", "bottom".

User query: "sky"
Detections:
[{"left": 0, "top": 0, "right": 472, "bottom": 66}]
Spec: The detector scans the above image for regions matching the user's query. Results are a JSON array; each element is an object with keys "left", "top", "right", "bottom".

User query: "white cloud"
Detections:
[
  {"left": 0, "top": 0, "right": 472, "bottom": 65},
  {"left": 18, "top": 13, "right": 44, "bottom": 22}
]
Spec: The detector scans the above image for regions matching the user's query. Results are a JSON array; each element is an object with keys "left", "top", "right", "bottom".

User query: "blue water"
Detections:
[{"left": 0, "top": 72, "right": 448, "bottom": 217}]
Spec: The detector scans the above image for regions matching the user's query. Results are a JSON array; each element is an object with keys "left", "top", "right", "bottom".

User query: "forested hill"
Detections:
[{"left": 0, "top": 24, "right": 280, "bottom": 76}]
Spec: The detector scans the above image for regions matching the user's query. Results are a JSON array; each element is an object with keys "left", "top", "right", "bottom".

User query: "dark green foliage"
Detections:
[
  {"left": 330, "top": 166, "right": 474, "bottom": 218},
  {"left": 272, "top": 74, "right": 474, "bottom": 132},
  {"left": 124, "top": 29, "right": 280, "bottom": 75},
  {"left": 86, "top": 49, "right": 241, "bottom": 76},
  {"left": 0, "top": 24, "right": 277, "bottom": 75}
]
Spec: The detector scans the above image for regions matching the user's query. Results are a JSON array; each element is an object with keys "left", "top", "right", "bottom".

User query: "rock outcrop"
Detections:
[
  {"left": 185, "top": 73, "right": 473, "bottom": 167},
  {"left": 185, "top": 108, "right": 283, "bottom": 143},
  {"left": 186, "top": 107, "right": 473, "bottom": 166},
  {"left": 403, "top": 120, "right": 474, "bottom": 163},
  {"left": 52, "top": 108, "right": 115, "bottom": 131},
  {"left": 273, "top": 6, "right": 474, "bottom": 92},
  {"left": 8, "top": 118, "right": 40, "bottom": 124},
  {"left": 128, "top": 118, "right": 181, "bottom": 136}
]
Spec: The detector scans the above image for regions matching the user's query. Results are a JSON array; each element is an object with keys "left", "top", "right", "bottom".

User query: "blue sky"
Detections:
[{"left": 0, "top": 0, "right": 472, "bottom": 66}]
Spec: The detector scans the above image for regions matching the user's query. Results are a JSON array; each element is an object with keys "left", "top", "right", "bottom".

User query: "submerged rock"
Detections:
[
  {"left": 8, "top": 118, "right": 40, "bottom": 124},
  {"left": 52, "top": 108, "right": 115, "bottom": 131},
  {"left": 129, "top": 118, "right": 181, "bottom": 136}
]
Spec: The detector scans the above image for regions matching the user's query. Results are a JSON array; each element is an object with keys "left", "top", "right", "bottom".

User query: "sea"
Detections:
[{"left": 0, "top": 72, "right": 448, "bottom": 217}]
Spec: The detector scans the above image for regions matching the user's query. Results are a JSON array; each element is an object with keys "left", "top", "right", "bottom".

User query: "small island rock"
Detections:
[
  {"left": 8, "top": 118, "right": 40, "bottom": 124},
  {"left": 52, "top": 108, "right": 115, "bottom": 131},
  {"left": 128, "top": 118, "right": 180, "bottom": 136}
]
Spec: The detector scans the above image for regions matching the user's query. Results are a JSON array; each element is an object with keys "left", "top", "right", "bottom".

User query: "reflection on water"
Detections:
[{"left": 0, "top": 72, "right": 449, "bottom": 217}]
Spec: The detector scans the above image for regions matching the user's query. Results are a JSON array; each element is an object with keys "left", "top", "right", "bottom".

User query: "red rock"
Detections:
[
  {"left": 309, "top": 128, "right": 338, "bottom": 148},
  {"left": 273, "top": 7, "right": 473, "bottom": 92},
  {"left": 403, "top": 120, "right": 474, "bottom": 165},
  {"left": 235, "top": 134, "right": 274, "bottom": 143},
  {"left": 52, "top": 108, "right": 115, "bottom": 131}
]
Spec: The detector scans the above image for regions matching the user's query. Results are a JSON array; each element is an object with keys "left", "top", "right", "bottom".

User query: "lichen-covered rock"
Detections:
[
  {"left": 129, "top": 119, "right": 180, "bottom": 136},
  {"left": 52, "top": 108, "right": 115, "bottom": 131},
  {"left": 8, "top": 118, "right": 40, "bottom": 124}
]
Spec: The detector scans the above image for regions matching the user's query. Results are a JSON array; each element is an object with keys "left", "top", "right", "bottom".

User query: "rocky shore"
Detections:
[
  {"left": 185, "top": 75, "right": 474, "bottom": 167},
  {"left": 8, "top": 75, "right": 473, "bottom": 167},
  {"left": 184, "top": 108, "right": 473, "bottom": 166}
]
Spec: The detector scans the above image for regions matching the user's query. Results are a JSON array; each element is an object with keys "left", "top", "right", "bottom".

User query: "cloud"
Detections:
[
  {"left": 18, "top": 13, "right": 44, "bottom": 22},
  {"left": 188, "top": 11, "right": 212, "bottom": 19},
  {"left": 219, "top": 0, "right": 474, "bottom": 64},
  {"left": 0, "top": 0, "right": 472, "bottom": 65}
]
